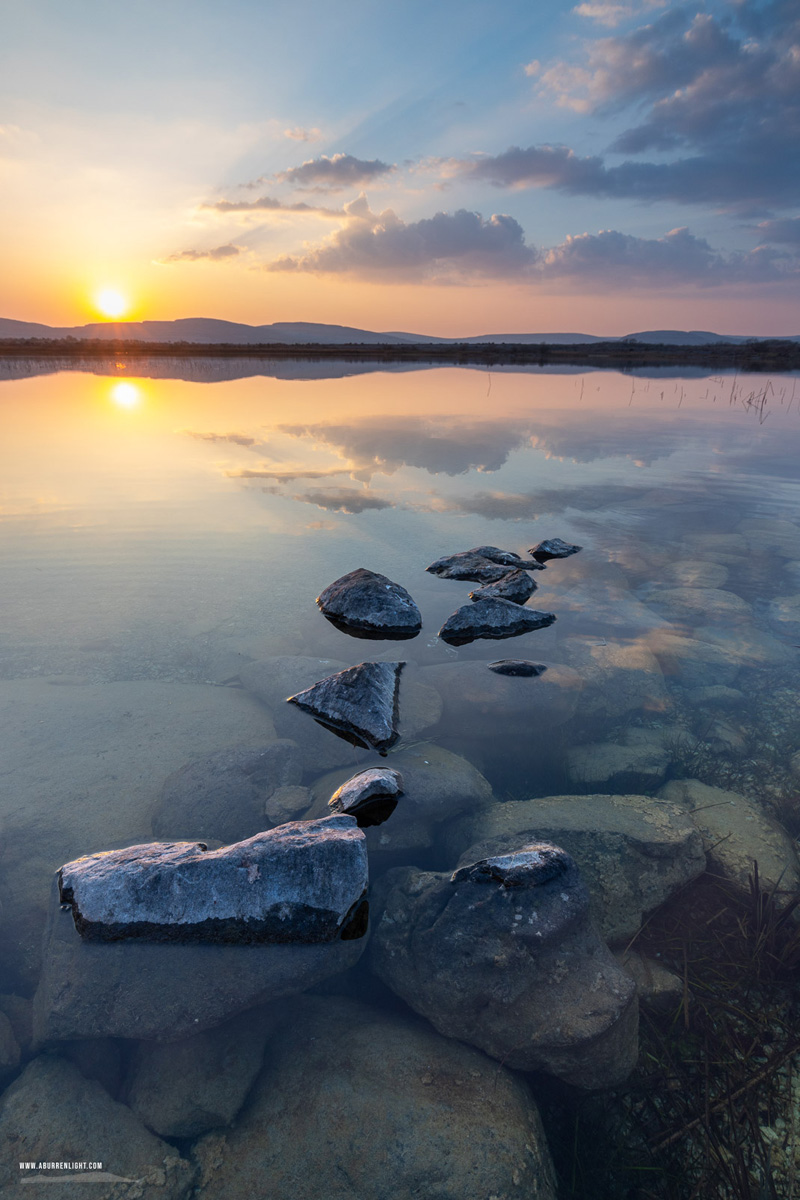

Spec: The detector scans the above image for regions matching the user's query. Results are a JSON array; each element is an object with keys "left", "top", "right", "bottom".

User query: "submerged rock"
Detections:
[
  {"left": 439, "top": 598, "right": 556, "bottom": 646},
  {"left": 426, "top": 546, "right": 544, "bottom": 583},
  {"left": 33, "top": 877, "right": 366, "bottom": 1043},
  {"left": 0, "top": 1056, "right": 196, "bottom": 1198},
  {"left": 287, "top": 660, "right": 403, "bottom": 755},
  {"left": 567, "top": 730, "right": 672, "bottom": 792},
  {"left": 151, "top": 741, "right": 303, "bottom": 844},
  {"left": 487, "top": 659, "right": 547, "bottom": 677},
  {"left": 316, "top": 568, "right": 422, "bottom": 640},
  {"left": 328, "top": 767, "right": 404, "bottom": 827},
  {"left": 530, "top": 537, "right": 582, "bottom": 563},
  {"left": 192, "top": 996, "right": 557, "bottom": 1200},
  {"left": 446, "top": 794, "right": 706, "bottom": 944},
  {"left": 127, "top": 1005, "right": 279, "bottom": 1139},
  {"left": 58, "top": 816, "right": 368, "bottom": 946},
  {"left": 371, "top": 847, "right": 638, "bottom": 1089},
  {"left": 469, "top": 568, "right": 537, "bottom": 605}
]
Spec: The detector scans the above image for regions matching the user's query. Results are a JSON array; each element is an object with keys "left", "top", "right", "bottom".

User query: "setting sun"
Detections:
[
  {"left": 95, "top": 288, "right": 129, "bottom": 320},
  {"left": 109, "top": 380, "right": 141, "bottom": 408}
]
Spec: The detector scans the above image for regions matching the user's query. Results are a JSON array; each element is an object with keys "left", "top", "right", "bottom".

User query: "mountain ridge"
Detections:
[{"left": 1, "top": 316, "right": 798, "bottom": 346}]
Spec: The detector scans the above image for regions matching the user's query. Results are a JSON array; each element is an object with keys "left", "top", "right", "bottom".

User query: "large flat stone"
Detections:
[
  {"left": 58, "top": 816, "right": 368, "bottom": 945},
  {"left": 438, "top": 598, "right": 555, "bottom": 646}
]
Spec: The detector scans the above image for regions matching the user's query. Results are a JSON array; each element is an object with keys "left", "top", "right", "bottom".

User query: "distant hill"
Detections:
[{"left": 1, "top": 316, "right": 798, "bottom": 346}]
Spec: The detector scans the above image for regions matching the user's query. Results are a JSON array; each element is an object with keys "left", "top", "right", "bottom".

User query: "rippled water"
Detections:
[{"left": 2, "top": 360, "right": 800, "bottom": 1197}]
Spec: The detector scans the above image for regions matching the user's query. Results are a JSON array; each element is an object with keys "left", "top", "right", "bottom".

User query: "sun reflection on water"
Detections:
[{"left": 110, "top": 381, "right": 141, "bottom": 409}]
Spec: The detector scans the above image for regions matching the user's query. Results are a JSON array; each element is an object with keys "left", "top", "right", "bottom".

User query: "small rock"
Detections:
[
  {"left": 469, "top": 569, "right": 537, "bottom": 605},
  {"left": 426, "top": 546, "right": 544, "bottom": 583},
  {"left": 649, "top": 631, "right": 741, "bottom": 688},
  {"left": 58, "top": 816, "right": 368, "bottom": 946},
  {"left": 127, "top": 1005, "right": 279, "bottom": 1139},
  {"left": 663, "top": 559, "right": 729, "bottom": 589},
  {"left": 192, "top": 996, "right": 558, "bottom": 1200},
  {"left": 439, "top": 598, "right": 556, "bottom": 646},
  {"left": 287, "top": 660, "right": 404, "bottom": 755},
  {"left": 646, "top": 586, "right": 752, "bottom": 624},
  {"left": 790, "top": 750, "right": 800, "bottom": 781},
  {"left": 767, "top": 594, "right": 800, "bottom": 641},
  {"left": 151, "top": 742, "right": 303, "bottom": 844},
  {"left": 567, "top": 732, "right": 671, "bottom": 792},
  {"left": 370, "top": 848, "right": 638, "bottom": 1089},
  {"left": 487, "top": 659, "right": 547, "bottom": 677},
  {"left": 738, "top": 517, "right": 800, "bottom": 559},
  {"left": 562, "top": 636, "right": 669, "bottom": 720},
  {"left": 328, "top": 767, "right": 404, "bottom": 827},
  {"left": 685, "top": 685, "right": 746, "bottom": 709},
  {"left": 0, "top": 1056, "right": 196, "bottom": 1197},
  {"left": 615, "top": 950, "right": 683, "bottom": 1014},
  {"left": 316, "top": 568, "right": 422, "bottom": 640},
  {"left": 530, "top": 537, "right": 582, "bottom": 563},
  {"left": 263, "top": 784, "right": 312, "bottom": 825}
]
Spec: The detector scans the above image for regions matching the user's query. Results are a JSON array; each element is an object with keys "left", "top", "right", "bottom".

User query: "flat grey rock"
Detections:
[
  {"left": 469, "top": 569, "right": 537, "bottom": 605},
  {"left": 58, "top": 816, "right": 368, "bottom": 945},
  {"left": 439, "top": 598, "right": 555, "bottom": 646},
  {"left": 426, "top": 546, "right": 544, "bottom": 583},
  {"left": 529, "top": 537, "right": 582, "bottom": 563},
  {"left": 151, "top": 741, "right": 302, "bottom": 844},
  {"left": 370, "top": 848, "right": 638, "bottom": 1089},
  {"left": 316, "top": 568, "right": 422, "bottom": 640},
  {"left": 328, "top": 767, "right": 404, "bottom": 827},
  {"left": 487, "top": 659, "right": 547, "bottom": 677},
  {"left": 287, "top": 660, "right": 404, "bottom": 755}
]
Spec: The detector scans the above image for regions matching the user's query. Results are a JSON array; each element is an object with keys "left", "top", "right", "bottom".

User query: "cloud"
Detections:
[
  {"left": 430, "top": 483, "right": 647, "bottom": 520},
  {"left": 268, "top": 198, "right": 537, "bottom": 280},
  {"left": 202, "top": 195, "right": 342, "bottom": 217},
  {"left": 182, "top": 430, "right": 257, "bottom": 446},
  {"left": 572, "top": 1, "right": 666, "bottom": 28},
  {"left": 526, "top": 1, "right": 800, "bottom": 210},
  {"left": 757, "top": 218, "right": 800, "bottom": 245},
  {"left": 276, "top": 153, "right": 395, "bottom": 191},
  {"left": 227, "top": 466, "right": 353, "bottom": 483},
  {"left": 289, "top": 487, "right": 394, "bottom": 514},
  {"left": 278, "top": 416, "right": 537, "bottom": 476},
  {"left": 284, "top": 127, "right": 322, "bottom": 142},
  {"left": 163, "top": 243, "right": 241, "bottom": 263}
]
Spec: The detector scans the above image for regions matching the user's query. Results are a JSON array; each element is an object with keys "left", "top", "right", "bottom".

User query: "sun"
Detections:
[{"left": 95, "top": 288, "right": 129, "bottom": 320}]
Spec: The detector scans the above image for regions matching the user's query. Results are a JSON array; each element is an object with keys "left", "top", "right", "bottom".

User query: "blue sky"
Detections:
[{"left": 2, "top": 0, "right": 799, "bottom": 333}]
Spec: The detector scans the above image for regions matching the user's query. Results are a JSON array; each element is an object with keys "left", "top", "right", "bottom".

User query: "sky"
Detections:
[{"left": 1, "top": 0, "right": 799, "bottom": 336}]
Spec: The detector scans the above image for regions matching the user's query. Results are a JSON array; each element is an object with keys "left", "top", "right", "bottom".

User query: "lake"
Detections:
[{"left": 1, "top": 358, "right": 800, "bottom": 1198}]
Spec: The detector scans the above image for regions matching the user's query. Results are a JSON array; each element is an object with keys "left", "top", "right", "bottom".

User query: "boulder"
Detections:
[
  {"left": 469, "top": 569, "right": 537, "bottom": 605},
  {"left": 529, "top": 537, "right": 582, "bottom": 563},
  {"left": 561, "top": 636, "right": 669, "bottom": 720},
  {"left": 192, "top": 996, "right": 557, "bottom": 1200},
  {"left": 554, "top": 584, "right": 667, "bottom": 634},
  {"left": 659, "top": 779, "right": 800, "bottom": 902},
  {"left": 438, "top": 598, "right": 556, "bottom": 646},
  {"left": 126, "top": 1005, "right": 279, "bottom": 1139},
  {"left": 328, "top": 767, "right": 404, "bottom": 827},
  {"left": 33, "top": 878, "right": 366, "bottom": 1044},
  {"left": 58, "top": 816, "right": 368, "bottom": 946},
  {"left": 684, "top": 685, "right": 745, "bottom": 710},
  {"left": 0, "top": 1056, "right": 195, "bottom": 1198},
  {"left": 370, "top": 848, "right": 637, "bottom": 1089},
  {"left": 488, "top": 659, "right": 547, "bottom": 677},
  {"left": 648, "top": 631, "right": 741, "bottom": 688},
  {"left": 263, "top": 784, "right": 312, "bottom": 825},
  {"left": 567, "top": 729, "right": 672, "bottom": 792},
  {"left": 738, "top": 517, "right": 800, "bottom": 559},
  {"left": 615, "top": 950, "right": 683, "bottom": 1014},
  {"left": 645, "top": 586, "right": 752, "bottom": 624},
  {"left": 151, "top": 742, "right": 303, "bottom": 844},
  {"left": 316, "top": 568, "right": 422, "bottom": 640},
  {"left": 287, "top": 661, "right": 403, "bottom": 755},
  {"left": 445, "top": 794, "right": 706, "bottom": 944},
  {"left": 662, "top": 559, "right": 729, "bottom": 589},
  {"left": 767, "top": 594, "right": 800, "bottom": 641},
  {"left": 308, "top": 743, "right": 493, "bottom": 857}
]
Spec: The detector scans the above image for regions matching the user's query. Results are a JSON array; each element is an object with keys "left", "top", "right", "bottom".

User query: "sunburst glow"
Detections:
[
  {"left": 95, "top": 289, "right": 129, "bottom": 319},
  {"left": 110, "top": 381, "right": 140, "bottom": 408}
]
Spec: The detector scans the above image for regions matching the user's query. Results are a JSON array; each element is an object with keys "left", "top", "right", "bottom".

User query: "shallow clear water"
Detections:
[{"left": 2, "top": 360, "right": 800, "bottom": 1196}]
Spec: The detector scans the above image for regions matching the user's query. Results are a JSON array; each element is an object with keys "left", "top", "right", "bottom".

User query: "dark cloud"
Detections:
[
  {"left": 203, "top": 196, "right": 342, "bottom": 217},
  {"left": 268, "top": 200, "right": 537, "bottom": 280},
  {"left": 278, "top": 416, "right": 536, "bottom": 476},
  {"left": 164, "top": 243, "right": 241, "bottom": 263},
  {"left": 276, "top": 153, "right": 395, "bottom": 191},
  {"left": 183, "top": 430, "right": 257, "bottom": 446},
  {"left": 289, "top": 487, "right": 394, "bottom": 514},
  {"left": 757, "top": 218, "right": 800, "bottom": 245},
  {"left": 227, "top": 466, "right": 352, "bottom": 483}
]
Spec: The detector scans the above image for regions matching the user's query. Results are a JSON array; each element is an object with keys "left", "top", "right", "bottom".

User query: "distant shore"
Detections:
[{"left": 1, "top": 337, "right": 799, "bottom": 371}]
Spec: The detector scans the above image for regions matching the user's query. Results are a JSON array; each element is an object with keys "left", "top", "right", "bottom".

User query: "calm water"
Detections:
[{"left": 2, "top": 360, "right": 800, "bottom": 1197}]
